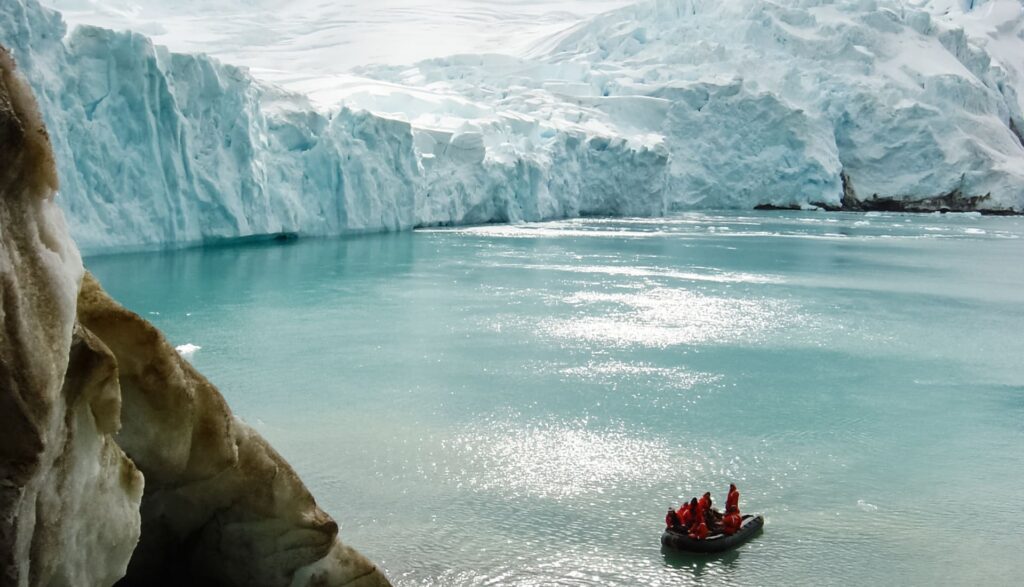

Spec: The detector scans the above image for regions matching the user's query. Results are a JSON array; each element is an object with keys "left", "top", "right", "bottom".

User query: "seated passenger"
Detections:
[
  {"left": 666, "top": 507, "right": 682, "bottom": 529},
  {"left": 722, "top": 506, "right": 742, "bottom": 536},
  {"left": 705, "top": 507, "right": 722, "bottom": 533},
  {"left": 678, "top": 500, "right": 693, "bottom": 528},
  {"left": 688, "top": 497, "right": 702, "bottom": 528},
  {"left": 688, "top": 518, "right": 709, "bottom": 540},
  {"left": 699, "top": 492, "right": 712, "bottom": 512}
]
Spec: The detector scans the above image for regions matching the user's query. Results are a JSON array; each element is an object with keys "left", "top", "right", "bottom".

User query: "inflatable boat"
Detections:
[{"left": 661, "top": 514, "right": 764, "bottom": 554}]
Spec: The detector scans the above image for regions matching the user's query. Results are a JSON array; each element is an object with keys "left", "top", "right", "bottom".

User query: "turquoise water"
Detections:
[{"left": 88, "top": 212, "right": 1024, "bottom": 586}]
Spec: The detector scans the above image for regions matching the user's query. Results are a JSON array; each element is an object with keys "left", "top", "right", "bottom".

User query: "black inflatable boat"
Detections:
[{"left": 661, "top": 514, "right": 764, "bottom": 553}]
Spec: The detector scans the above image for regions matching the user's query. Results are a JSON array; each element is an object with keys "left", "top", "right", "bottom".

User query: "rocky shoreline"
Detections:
[{"left": 754, "top": 172, "right": 1021, "bottom": 216}]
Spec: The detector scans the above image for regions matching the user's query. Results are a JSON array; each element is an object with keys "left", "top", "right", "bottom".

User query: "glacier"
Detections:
[
  {"left": 2, "top": 0, "right": 1023, "bottom": 252},
  {"left": 355, "top": 0, "right": 1024, "bottom": 211},
  {"left": 41, "top": 0, "right": 635, "bottom": 76}
]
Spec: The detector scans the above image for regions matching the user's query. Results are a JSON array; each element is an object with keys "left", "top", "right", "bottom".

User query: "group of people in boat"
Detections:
[{"left": 664, "top": 483, "right": 742, "bottom": 540}]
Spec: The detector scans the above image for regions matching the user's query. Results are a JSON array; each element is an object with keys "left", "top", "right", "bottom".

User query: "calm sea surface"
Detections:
[{"left": 88, "top": 211, "right": 1024, "bottom": 586}]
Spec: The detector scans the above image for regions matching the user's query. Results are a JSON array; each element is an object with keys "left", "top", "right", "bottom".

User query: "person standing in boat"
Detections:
[{"left": 726, "top": 483, "right": 740, "bottom": 514}]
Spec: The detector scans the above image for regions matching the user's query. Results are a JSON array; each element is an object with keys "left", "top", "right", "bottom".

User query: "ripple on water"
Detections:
[
  {"left": 538, "top": 288, "right": 801, "bottom": 348},
  {"left": 447, "top": 419, "right": 677, "bottom": 500},
  {"left": 558, "top": 359, "right": 720, "bottom": 389},
  {"left": 487, "top": 262, "right": 782, "bottom": 285}
]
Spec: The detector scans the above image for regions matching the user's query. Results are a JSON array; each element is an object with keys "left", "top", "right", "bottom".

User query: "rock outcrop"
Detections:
[
  {"left": 0, "top": 46, "right": 389, "bottom": 587},
  {"left": 78, "top": 273, "right": 389, "bottom": 587},
  {"left": 0, "top": 44, "right": 143, "bottom": 587},
  {"left": 753, "top": 171, "right": 1021, "bottom": 215},
  {"left": 835, "top": 171, "right": 1019, "bottom": 215}
]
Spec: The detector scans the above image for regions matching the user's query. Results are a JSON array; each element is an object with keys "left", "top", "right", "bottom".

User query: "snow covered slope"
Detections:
[
  {"left": 360, "top": 0, "right": 1024, "bottom": 211},
  {"left": 41, "top": 0, "right": 632, "bottom": 80},
  {"left": 2, "top": 0, "right": 1023, "bottom": 251}
]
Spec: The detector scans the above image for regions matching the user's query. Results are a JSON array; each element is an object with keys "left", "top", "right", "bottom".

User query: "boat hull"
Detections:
[{"left": 661, "top": 514, "right": 764, "bottom": 553}]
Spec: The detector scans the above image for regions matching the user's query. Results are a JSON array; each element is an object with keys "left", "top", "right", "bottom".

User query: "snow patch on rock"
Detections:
[{"left": 174, "top": 342, "right": 201, "bottom": 358}]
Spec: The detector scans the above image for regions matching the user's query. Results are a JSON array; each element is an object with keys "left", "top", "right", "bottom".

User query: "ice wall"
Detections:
[
  {"left": 362, "top": 0, "right": 1024, "bottom": 212},
  {"left": 2, "top": 0, "right": 1023, "bottom": 252},
  {"left": 0, "top": 0, "right": 667, "bottom": 252},
  {"left": 2, "top": 0, "right": 415, "bottom": 251}
]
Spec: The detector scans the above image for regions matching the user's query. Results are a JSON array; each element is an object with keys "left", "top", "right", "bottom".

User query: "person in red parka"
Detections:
[
  {"left": 701, "top": 491, "right": 723, "bottom": 530},
  {"left": 689, "top": 498, "right": 704, "bottom": 534},
  {"left": 688, "top": 512, "right": 709, "bottom": 540},
  {"left": 677, "top": 500, "right": 692, "bottom": 528},
  {"left": 699, "top": 492, "right": 712, "bottom": 511},
  {"left": 666, "top": 507, "right": 681, "bottom": 529},
  {"left": 726, "top": 483, "right": 740, "bottom": 514},
  {"left": 722, "top": 505, "right": 742, "bottom": 536}
]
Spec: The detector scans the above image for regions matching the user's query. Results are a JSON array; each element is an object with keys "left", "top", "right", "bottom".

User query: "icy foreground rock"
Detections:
[
  {"left": 0, "top": 44, "right": 141, "bottom": 587},
  {"left": 76, "top": 274, "right": 390, "bottom": 587},
  {"left": 3, "top": 0, "right": 1024, "bottom": 252},
  {"left": 0, "top": 48, "right": 389, "bottom": 587}
]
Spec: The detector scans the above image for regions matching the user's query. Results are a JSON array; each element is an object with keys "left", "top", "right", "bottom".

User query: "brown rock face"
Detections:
[
  {"left": 78, "top": 274, "right": 390, "bottom": 587},
  {"left": 0, "top": 46, "right": 143, "bottom": 587},
  {"left": 1, "top": 46, "right": 389, "bottom": 587}
]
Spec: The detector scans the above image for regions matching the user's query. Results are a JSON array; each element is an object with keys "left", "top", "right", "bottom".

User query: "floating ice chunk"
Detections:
[
  {"left": 175, "top": 343, "right": 202, "bottom": 359},
  {"left": 857, "top": 499, "right": 879, "bottom": 512}
]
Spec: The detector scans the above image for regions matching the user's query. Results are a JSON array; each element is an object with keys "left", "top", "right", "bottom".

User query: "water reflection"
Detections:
[
  {"left": 660, "top": 547, "right": 747, "bottom": 586},
  {"left": 661, "top": 546, "right": 741, "bottom": 570}
]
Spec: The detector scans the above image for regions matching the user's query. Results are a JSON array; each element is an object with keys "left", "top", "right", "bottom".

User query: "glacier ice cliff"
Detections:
[
  {"left": 1, "top": 0, "right": 667, "bottom": 252},
  {"left": 359, "top": 0, "right": 1024, "bottom": 212},
  {"left": 0, "top": 47, "right": 389, "bottom": 587},
  {"left": 2, "top": 0, "right": 1024, "bottom": 252}
]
